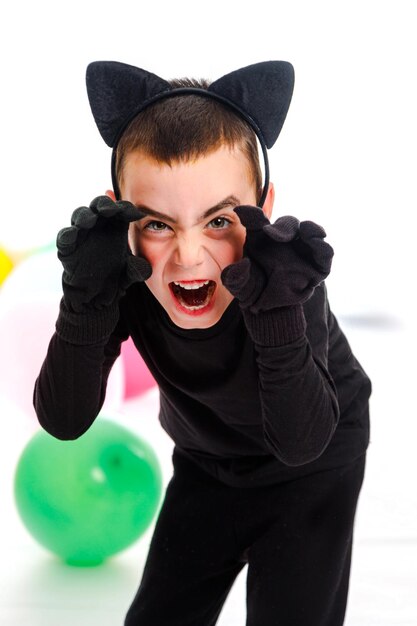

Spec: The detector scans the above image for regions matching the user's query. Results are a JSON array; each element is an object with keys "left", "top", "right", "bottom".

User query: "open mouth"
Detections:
[{"left": 169, "top": 280, "right": 216, "bottom": 311}]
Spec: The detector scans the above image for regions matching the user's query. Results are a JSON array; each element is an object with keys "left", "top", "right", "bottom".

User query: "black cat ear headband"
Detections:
[{"left": 86, "top": 60, "right": 295, "bottom": 207}]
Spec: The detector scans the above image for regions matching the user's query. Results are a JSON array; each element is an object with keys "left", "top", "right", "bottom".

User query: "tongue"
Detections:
[{"left": 179, "top": 284, "right": 209, "bottom": 307}]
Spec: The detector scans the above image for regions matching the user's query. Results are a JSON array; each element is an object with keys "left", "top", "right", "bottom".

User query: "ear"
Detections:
[
  {"left": 86, "top": 61, "right": 170, "bottom": 147},
  {"left": 105, "top": 189, "right": 117, "bottom": 201},
  {"left": 261, "top": 182, "right": 275, "bottom": 220},
  {"left": 209, "top": 61, "right": 294, "bottom": 148}
]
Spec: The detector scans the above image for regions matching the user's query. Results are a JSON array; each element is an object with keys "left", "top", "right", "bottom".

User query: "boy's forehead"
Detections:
[{"left": 123, "top": 145, "right": 255, "bottom": 188}]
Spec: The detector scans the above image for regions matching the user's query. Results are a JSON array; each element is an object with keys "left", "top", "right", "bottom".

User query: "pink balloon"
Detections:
[
  {"left": 0, "top": 297, "right": 124, "bottom": 420},
  {"left": 120, "top": 337, "right": 157, "bottom": 398}
]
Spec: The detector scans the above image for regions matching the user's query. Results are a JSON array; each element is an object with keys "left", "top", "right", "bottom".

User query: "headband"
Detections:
[{"left": 86, "top": 60, "right": 295, "bottom": 206}]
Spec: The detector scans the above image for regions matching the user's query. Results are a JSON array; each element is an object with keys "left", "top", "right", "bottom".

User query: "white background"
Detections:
[{"left": 0, "top": 1, "right": 416, "bottom": 624}]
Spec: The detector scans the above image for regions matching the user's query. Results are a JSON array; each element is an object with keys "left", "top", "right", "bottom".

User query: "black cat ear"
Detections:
[
  {"left": 208, "top": 61, "right": 294, "bottom": 149},
  {"left": 86, "top": 61, "right": 171, "bottom": 147},
  {"left": 86, "top": 60, "right": 294, "bottom": 150}
]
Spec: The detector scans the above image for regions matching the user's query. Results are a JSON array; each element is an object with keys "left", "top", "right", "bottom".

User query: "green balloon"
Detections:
[{"left": 14, "top": 419, "right": 163, "bottom": 566}]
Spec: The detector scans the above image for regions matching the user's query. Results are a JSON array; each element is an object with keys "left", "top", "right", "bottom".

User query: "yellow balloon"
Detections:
[{"left": 0, "top": 248, "right": 14, "bottom": 285}]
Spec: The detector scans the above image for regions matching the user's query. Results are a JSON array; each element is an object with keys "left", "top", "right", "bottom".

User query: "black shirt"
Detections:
[{"left": 34, "top": 282, "right": 371, "bottom": 487}]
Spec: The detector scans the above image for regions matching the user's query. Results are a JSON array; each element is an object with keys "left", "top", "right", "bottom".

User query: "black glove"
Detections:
[
  {"left": 221, "top": 206, "right": 333, "bottom": 314},
  {"left": 57, "top": 195, "right": 152, "bottom": 314}
]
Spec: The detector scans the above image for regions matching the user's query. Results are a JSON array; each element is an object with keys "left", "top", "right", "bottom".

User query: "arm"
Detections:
[
  {"left": 221, "top": 207, "right": 337, "bottom": 466},
  {"left": 243, "top": 285, "right": 339, "bottom": 466},
  {"left": 34, "top": 313, "right": 128, "bottom": 440},
  {"left": 33, "top": 196, "right": 151, "bottom": 439}
]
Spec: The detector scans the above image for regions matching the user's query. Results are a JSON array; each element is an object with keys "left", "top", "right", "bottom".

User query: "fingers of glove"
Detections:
[
  {"left": 263, "top": 215, "right": 300, "bottom": 242},
  {"left": 123, "top": 254, "right": 153, "bottom": 288},
  {"left": 299, "top": 220, "right": 327, "bottom": 241},
  {"left": 71, "top": 206, "right": 99, "bottom": 230},
  {"left": 291, "top": 236, "right": 334, "bottom": 278},
  {"left": 221, "top": 257, "right": 252, "bottom": 295},
  {"left": 117, "top": 202, "right": 149, "bottom": 224},
  {"left": 89, "top": 195, "right": 120, "bottom": 217},
  {"left": 298, "top": 221, "right": 334, "bottom": 273},
  {"left": 222, "top": 257, "right": 266, "bottom": 307},
  {"left": 234, "top": 205, "right": 270, "bottom": 231},
  {"left": 313, "top": 240, "right": 334, "bottom": 274},
  {"left": 56, "top": 226, "right": 81, "bottom": 256},
  {"left": 89, "top": 196, "right": 146, "bottom": 223}
]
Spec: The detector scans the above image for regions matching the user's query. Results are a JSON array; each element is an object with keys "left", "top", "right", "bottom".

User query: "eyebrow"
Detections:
[{"left": 134, "top": 194, "right": 240, "bottom": 226}]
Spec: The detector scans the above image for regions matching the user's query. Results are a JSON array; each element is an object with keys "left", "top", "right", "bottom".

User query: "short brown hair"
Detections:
[{"left": 115, "top": 77, "right": 263, "bottom": 202}]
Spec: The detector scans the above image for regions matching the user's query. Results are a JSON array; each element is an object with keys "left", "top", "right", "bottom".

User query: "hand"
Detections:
[
  {"left": 57, "top": 195, "right": 152, "bottom": 314},
  {"left": 221, "top": 206, "right": 333, "bottom": 313}
]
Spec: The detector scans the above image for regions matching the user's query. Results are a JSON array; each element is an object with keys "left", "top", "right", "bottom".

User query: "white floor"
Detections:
[{"left": 1, "top": 314, "right": 416, "bottom": 625}]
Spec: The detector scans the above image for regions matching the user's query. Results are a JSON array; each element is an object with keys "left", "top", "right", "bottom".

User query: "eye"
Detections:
[
  {"left": 144, "top": 220, "right": 170, "bottom": 232},
  {"left": 207, "top": 216, "right": 232, "bottom": 230}
]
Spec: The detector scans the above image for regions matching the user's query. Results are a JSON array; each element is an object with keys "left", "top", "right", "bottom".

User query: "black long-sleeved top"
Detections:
[{"left": 34, "top": 282, "right": 371, "bottom": 487}]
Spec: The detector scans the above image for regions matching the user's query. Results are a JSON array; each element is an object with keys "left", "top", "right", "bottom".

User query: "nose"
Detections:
[{"left": 173, "top": 233, "right": 205, "bottom": 270}]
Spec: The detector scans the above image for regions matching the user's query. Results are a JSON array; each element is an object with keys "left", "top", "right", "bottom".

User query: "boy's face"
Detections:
[{"left": 120, "top": 145, "right": 274, "bottom": 329}]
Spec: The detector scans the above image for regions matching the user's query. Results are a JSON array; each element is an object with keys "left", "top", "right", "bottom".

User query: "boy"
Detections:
[{"left": 34, "top": 60, "right": 371, "bottom": 625}]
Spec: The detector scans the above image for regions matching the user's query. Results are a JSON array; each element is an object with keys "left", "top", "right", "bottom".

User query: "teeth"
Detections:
[
  {"left": 173, "top": 280, "right": 210, "bottom": 290},
  {"left": 181, "top": 303, "right": 208, "bottom": 311}
]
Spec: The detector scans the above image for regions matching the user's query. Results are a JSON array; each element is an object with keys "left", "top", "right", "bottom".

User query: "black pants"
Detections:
[{"left": 125, "top": 450, "right": 366, "bottom": 626}]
